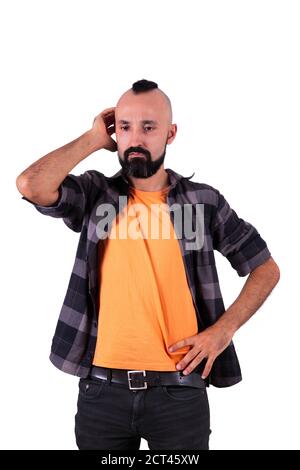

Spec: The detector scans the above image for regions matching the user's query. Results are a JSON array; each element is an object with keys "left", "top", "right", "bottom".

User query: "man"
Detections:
[{"left": 16, "top": 79, "right": 280, "bottom": 450}]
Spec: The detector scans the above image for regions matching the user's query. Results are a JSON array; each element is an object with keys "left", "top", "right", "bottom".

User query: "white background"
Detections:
[{"left": 1, "top": 0, "right": 299, "bottom": 450}]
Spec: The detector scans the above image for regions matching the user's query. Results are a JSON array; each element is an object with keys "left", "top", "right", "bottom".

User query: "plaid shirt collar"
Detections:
[{"left": 106, "top": 167, "right": 195, "bottom": 188}]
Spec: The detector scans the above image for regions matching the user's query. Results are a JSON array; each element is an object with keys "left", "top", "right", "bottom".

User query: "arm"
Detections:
[
  {"left": 212, "top": 256, "right": 280, "bottom": 337},
  {"left": 168, "top": 189, "right": 280, "bottom": 378},
  {"left": 169, "top": 256, "right": 280, "bottom": 378},
  {"left": 16, "top": 107, "right": 117, "bottom": 206}
]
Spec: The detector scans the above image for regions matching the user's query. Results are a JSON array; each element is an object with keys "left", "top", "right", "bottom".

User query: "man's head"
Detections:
[{"left": 115, "top": 79, "right": 177, "bottom": 179}]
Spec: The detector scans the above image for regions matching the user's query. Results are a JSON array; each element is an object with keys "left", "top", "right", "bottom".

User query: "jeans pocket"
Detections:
[
  {"left": 78, "top": 377, "right": 106, "bottom": 400},
  {"left": 162, "top": 385, "right": 207, "bottom": 401}
]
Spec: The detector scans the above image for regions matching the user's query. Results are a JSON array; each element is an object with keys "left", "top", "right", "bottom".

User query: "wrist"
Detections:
[
  {"left": 83, "top": 129, "right": 104, "bottom": 153},
  {"left": 212, "top": 315, "right": 238, "bottom": 339}
]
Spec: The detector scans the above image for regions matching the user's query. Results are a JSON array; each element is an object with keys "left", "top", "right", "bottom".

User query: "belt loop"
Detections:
[{"left": 107, "top": 368, "right": 112, "bottom": 385}]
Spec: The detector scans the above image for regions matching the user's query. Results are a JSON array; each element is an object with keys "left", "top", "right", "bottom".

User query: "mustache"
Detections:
[{"left": 124, "top": 147, "right": 151, "bottom": 159}]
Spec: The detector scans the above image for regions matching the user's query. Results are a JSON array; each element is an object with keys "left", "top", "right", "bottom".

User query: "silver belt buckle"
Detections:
[{"left": 127, "top": 370, "right": 148, "bottom": 390}]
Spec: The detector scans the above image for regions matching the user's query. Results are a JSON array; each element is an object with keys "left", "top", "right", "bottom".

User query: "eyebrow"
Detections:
[{"left": 117, "top": 119, "right": 158, "bottom": 125}]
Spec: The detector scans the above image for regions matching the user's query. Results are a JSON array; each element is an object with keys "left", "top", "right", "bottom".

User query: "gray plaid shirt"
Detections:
[{"left": 22, "top": 167, "right": 271, "bottom": 387}]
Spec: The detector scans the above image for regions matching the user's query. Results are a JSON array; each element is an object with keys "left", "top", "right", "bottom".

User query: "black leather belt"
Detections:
[{"left": 89, "top": 366, "right": 207, "bottom": 391}]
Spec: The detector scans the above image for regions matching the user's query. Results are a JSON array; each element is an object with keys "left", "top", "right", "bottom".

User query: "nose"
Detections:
[{"left": 128, "top": 128, "right": 145, "bottom": 149}]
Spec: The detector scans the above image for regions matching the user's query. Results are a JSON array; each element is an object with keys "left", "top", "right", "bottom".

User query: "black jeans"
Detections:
[{"left": 75, "top": 375, "right": 211, "bottom": 450}]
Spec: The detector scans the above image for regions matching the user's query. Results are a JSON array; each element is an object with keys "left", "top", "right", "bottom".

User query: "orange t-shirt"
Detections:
[{"left": 92, "top": 183, "right": 198, "bottom": 371}]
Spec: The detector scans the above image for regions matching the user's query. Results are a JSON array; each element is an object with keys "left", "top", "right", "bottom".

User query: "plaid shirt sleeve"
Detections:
[
  {"left": 212, "top": 189, "right": 271, "bottom": 276},
  {"left": 21, "top": 171, "right": 93, "bottom": 232}
]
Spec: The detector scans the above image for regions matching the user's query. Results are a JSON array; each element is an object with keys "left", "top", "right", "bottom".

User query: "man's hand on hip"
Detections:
[{"left": 168, "top": 325, "right": 233, "bottom": 379}]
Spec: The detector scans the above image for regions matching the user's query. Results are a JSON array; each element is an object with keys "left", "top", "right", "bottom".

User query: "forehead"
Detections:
[
  {"left": 116, "top": 118, "right": 159, "bottom": 125},
  {"left": 115, "top": 90, "right": 168, "bottom": 121}
]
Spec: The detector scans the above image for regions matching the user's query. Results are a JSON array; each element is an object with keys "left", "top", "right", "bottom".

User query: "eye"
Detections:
[{"left": 120, "top": 125, "right": 154, "bottom": 132}]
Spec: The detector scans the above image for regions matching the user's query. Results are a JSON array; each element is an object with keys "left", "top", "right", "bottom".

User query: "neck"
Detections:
[{"left": 127, "top": 167, "right": 169, "bottom": 191}]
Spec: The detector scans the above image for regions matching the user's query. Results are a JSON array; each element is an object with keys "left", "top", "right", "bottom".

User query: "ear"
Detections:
[{"left": 167, "top": 123, "right": 177, "bottom": 144}]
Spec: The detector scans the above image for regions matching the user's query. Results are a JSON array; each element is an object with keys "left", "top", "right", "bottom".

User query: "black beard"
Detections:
[{"left": 118, "top": 143, "right": 167, "bottom": 179}]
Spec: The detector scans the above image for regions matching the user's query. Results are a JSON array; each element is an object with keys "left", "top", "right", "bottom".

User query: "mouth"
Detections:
[{"left": 129, "top": 152, "right": 146, "bottom": 159}]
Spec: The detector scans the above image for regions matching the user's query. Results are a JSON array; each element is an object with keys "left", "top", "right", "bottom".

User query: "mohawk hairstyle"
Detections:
[
  {"left": 132, "top": 79, "right": 158, "bottom": 93},
  {"left": 130, "top": 79, "right": 173, "bottom": 123}
]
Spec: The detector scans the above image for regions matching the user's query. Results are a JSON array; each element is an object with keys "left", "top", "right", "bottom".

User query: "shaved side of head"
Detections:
[{"left": 116, "top": 79, "right": 173, "bottom": 125}]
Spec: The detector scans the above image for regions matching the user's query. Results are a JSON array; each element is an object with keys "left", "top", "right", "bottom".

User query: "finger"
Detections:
[
  {"left": 104, "top": 112, "right": 115, "bottom": 120},
  {"left": 107, "top": 138, "right": 117, "bottom": 151},
  {"left": 108, "top": 125, "right": 115, "bottom": 135},
  {"left": 168, "top": 336, "right": 196, "bottom": 352},
  {"left": 201, "top": 356, "right": 215, "bottom": 379},
  {"left": 176, "top": 348, "right": 202, "bottom": 371},
  {"left": 99, "top": 109, "right": 115, "bottom": 122},
  {"left": 102, "top": 107, "right": 116, "bottom": 114},
  {"left": 104, "top": 114, "right": 115, "bottom": 124},
  {"left": 180, "top": 351, "right": 207, "bottom": 374}
]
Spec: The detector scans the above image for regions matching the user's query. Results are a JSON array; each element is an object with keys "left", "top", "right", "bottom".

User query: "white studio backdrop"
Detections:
[{"left": 1, "top": 0, "right": 299, "bottom": 450}]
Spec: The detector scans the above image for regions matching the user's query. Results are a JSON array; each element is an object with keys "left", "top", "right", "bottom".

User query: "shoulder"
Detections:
[
  {"left": 78, "top": 169, "right": 112, "bottom": 192},
  {"left": 180, "top": 177, "right": 221, "bottom": 207},
  {"left": 81, "top": 169, "right": 107, "bottom": 183}
]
